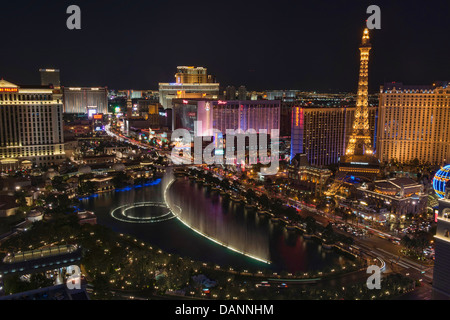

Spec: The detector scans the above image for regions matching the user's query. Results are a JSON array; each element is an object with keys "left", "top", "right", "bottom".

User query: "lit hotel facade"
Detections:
[
  {"left": 433, "top": 194, "right": 450, "bottom": 299},
  {"left": 377, "top": 82, "right": 450, "bottom": 165},
  {"left": 62, "top": 86, "right": 108, "bottom": 114},
  {"left": 39, "top": 68, "right": 60, "bottom": 89},
  {"left": 172, "top": 99, "right": 280, "bottom": 136},
  {"left": 174, "top": 66, "right": 212, "bottom": 84},
  {"left": 290, "top": 105, "right": 377, "bottom": 167},
  {"left": 0, "top": 80, "right": 65, "bottom": 170},
  {"left": 159, "top": 66, "right": 220, "bottom": 109}
]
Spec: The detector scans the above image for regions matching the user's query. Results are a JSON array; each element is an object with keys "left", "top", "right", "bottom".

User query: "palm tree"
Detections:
[
  {"left": 259, "top": 194, "right": 270, "bottom": 209},
  {"left": 413, "top": 231, "right": 431, "bottom": 260},
  {"left": 245, "top": 189, "right": 256, "bottom": 204},
  {"left": 220, "top": 179, "right": 229, "bottom": 190},
  {"left": 323, "top": 223, "right": 336, "bottom": 244},
  {"left": 305, "top": 216, "right": 317, "bottom": 234}
]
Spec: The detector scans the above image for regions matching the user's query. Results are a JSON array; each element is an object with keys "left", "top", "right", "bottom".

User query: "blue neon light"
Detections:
[{"left": 433, "top": 165, "right": 450, "bottom": 198}]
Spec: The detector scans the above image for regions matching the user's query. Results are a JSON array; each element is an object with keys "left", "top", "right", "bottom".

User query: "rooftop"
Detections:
[
  {"left": 0, "top": 195, "right": 18, "bottom": 211},
  {"left": 382, "top": 81, "right": 449, "bottom": 93},
  {"left": 3, "top": 245, "right": 78, "bottom": 264}
]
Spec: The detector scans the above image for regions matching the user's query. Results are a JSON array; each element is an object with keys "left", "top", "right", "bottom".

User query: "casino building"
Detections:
[
  {"left": 433, "top": 165, "right": 450, "bottom": 199},
  {"left": 433, "top": 184, "right": 450, "bottom": 299},
  {"left": 290, "top": 105, "right": 377, "bottom": 167},
  {"left": 377, "top": 81, "right": 450, "bottom": 165},
  {"left": 357, "top": 177, "right": 427, "bottom": 219},
  {"left": 39, "top": 69, "right": 60, "bottom": 89},
  {"left": 159, "top": 66, "right": 220, "bottom": 110},
  {"left": 62, "top": 86, "right": 108, "bottom": 114},
  {"left": 172, "top": 99, "right": 280, "bottom": 165},
  {"left": 172, "top": 99, "right": 280, "bottom": 136},
  {"left": 0, "top": 79, "right": 65, "bottom": 170}
]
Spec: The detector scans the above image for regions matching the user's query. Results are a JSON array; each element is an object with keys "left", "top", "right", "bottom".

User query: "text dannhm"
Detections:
[
  {"left": 175, "top": 304, "right": 274, "bottom": 317},
  {"left": 220, "top": 304, "right": 274, "bottom": 315}
]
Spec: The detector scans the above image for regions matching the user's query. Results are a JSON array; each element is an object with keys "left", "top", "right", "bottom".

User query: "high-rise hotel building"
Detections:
[
  {"left": 290, "top": 28, "right": 380, "bottom": 170},
  {"left": 0, "top": 79, "right": 64, "bottom": 170},
  {"left": 290, "top": 104, "right": 377, "bottom": 167},
  {"left": 159, "top": 66, "right": 220, "bottom": 109},
  {"left": 433, "top": 192, "right": 450, "bottom": 299},
  {"left": 377, "top": 82, "right": 450, "bottom": 164},
  {"left": 172, "top": 99, "right": 280, "bottom": 136},
  {"left": 39, "top": 69, "right": 61, "bottom": 89},
  {"left": 172, "top": 99, "right": 280, "bottom": 165},
  {"left": 62, "top": 86, "right": 108, "bottom": 114},
  {"left": 174, "top": 66, "right": 214, "bottom": 84}
]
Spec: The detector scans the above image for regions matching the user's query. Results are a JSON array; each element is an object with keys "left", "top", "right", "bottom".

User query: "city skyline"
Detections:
[
  {"left": 0, "top": 0, "right": 448, "bottom": 92},
  {"left": 0, "top": 0, "right": 449, "bottom": 305}
]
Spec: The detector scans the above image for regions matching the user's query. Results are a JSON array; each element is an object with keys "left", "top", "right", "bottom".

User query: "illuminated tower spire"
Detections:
[
  {"left": 346, "top": 27, "right": 373, "bottom": 156},
  {"left": 126, "top": 90, "right": 133, "bottom": 118}
]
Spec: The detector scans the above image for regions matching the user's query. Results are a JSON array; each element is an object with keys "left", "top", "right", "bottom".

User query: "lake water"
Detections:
[{"left": 80, "top": 170, "right": 347, "bottom": 273}]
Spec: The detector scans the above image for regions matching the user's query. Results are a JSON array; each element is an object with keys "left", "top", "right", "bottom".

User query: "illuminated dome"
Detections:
[
  {"left": 45, "top": 168, "right": 60, "bottom": 180},
  {"left": 78, "top": 165, "right": 92, "bottom": 174},
  {"left": 112, "top": 163, "right": 125, "bottom": 171},
  {"left": 433, "top": 165, "right": 450, "bottom": 198}
]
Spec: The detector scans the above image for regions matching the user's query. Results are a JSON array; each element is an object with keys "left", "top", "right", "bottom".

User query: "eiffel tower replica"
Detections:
[{"left": 338, "top": 27, "right": 380, "bottom": 182}]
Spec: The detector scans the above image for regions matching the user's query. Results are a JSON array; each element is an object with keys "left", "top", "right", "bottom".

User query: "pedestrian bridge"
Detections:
[{"left": 0, "top": 245, "right": 82, "bottom": 276}]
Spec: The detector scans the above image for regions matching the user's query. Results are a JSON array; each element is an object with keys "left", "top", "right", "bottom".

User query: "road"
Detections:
[
  {"left": 105, "top": 123, "right": 434, "bottom": 299},
  {"left": 290, "top": 201, "right": 434, "bottom": 299}
]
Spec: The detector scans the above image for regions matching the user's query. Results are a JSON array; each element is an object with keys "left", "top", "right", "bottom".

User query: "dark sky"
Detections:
[{"left": 0, "top": 0, "right": 448, "bottom": 92}]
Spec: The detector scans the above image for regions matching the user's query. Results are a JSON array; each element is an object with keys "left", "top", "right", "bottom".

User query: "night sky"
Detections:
[{"left": 0, "top": 0, "right": 448, "bottom": 92}]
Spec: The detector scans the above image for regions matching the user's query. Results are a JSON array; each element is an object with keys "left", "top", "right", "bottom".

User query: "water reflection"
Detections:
[
  {"left": 81, "top": 170, "right": 347, "bottom": 273},
  {"left": 166, "top": 176, "right": 271, "bottom": 263}
]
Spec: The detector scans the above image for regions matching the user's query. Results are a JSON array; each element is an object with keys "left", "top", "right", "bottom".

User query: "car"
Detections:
[{"left": 256, "top": 281, "right": 270, "bottom": 288}]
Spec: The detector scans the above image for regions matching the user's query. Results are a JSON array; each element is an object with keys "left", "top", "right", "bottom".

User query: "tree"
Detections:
[
  {"left": 14, "top": 190, "right": 28, "bottom": 207},
  {"left": 78, "top": 180, "right": 96, "bottom": 195},
  {"left": 270, "top": 198, "right": 284, "bottom": 215},
  {"left": 259, "top": 194, "right": 270, "bottom": 209},
  {"left": 401, "top": 235, "right": 412, "bottom": 249},
  {"left": 285, "top": 206, "right": 300, "bottom": 222},
  {"left": 92, "top": 274, "right": 111, "bottom": 295},
  {"left": 413, "top": 230, "right": 431, "bottom": 259},
  {"left": 51, "top": 176, "right": 67, "bottom": 192},
  {"left": 411, "top": 158, "right": 420, "bottom": 167},
  {"left": 305, "top": 216, "right": 317, "bottom": 234},
  {"left": 30, "top": 273, "right": 54, "bottom": 288},
  {"left": 274, "top": 177, "right": 284, "bottom": 186},
  {"left": 220, "top": 179, "right": 230, "bottom": 190},
  {"left": 323, "top": 223, "right": 336, "bottom": 244},
  {"left": 112, "top": 172, "right": 128, "bottom": 188},
  {"left": 155, "top": 156, "right": 165, "bottom": 165},
  {"left": 204, "top": 172, "right": 215, "bottom": 184},
  {"left": 341, "top": 235, "right": 354, "bottom": 245},
  {"left": 245, "top": 189, "right": 256, "bottom": 204},
  {"left": 264, "top": 177, "right": 272, "bottom": 186},
  {"left": 232, "top": 180, "right": 240, "bottom": 191}
]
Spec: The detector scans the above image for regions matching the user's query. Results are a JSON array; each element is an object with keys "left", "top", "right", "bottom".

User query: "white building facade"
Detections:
[{"left": 0, "top": 80, "right": 65, "bottom": 170}]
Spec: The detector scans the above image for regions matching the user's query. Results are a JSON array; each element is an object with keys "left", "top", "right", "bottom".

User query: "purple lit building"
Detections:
[{"left": 172, "top": 99, "right": 280, "bottom": 136}]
